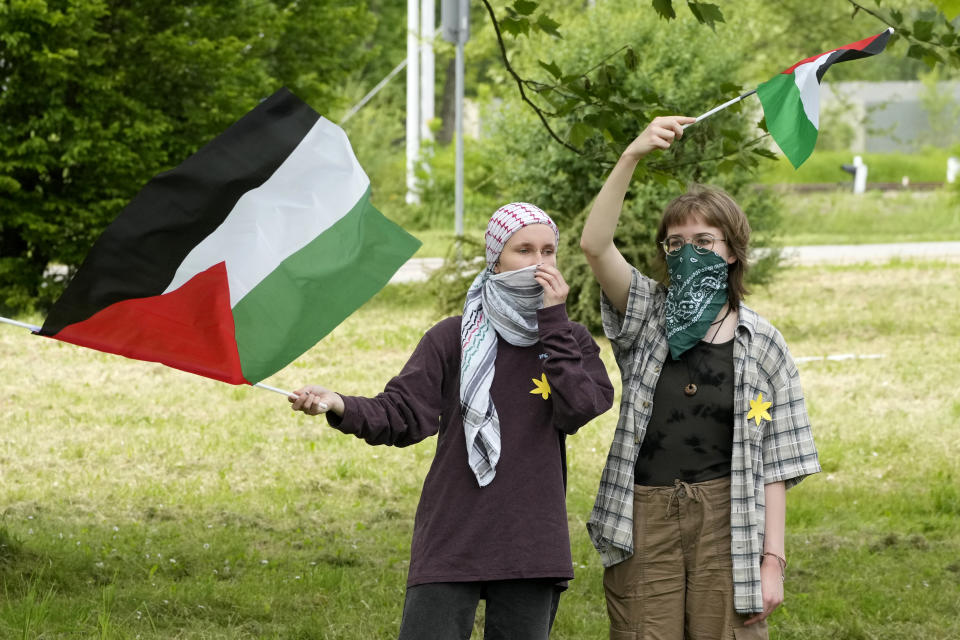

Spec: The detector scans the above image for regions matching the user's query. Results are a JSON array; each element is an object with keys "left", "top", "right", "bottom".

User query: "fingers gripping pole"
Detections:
[
  {"left": 683, "top": 89, "right": 757, "bottom": 129},
  {"left": 255, "top": 382, "right": 328, "bottom": 411}
]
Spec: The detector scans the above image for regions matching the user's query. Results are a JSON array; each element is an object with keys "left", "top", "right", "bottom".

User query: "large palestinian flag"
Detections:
[
  {"left": 756, "top": 28, "right": 892, "bottom": 168},
  {"left": 38, "top": 88, "right": 421, "bottom": 385}
]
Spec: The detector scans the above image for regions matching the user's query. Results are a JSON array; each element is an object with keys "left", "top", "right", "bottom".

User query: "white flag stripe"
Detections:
[
  {"left": 163, "top": 116, "right": 370, "bottom": 306},
  {"left": 792, "top": 51, "right": 833, "bottom": 129}
]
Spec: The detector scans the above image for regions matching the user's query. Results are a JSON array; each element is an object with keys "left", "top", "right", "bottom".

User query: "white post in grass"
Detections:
[
  {"left": 948, "top": 157, "right": 959, "bottom": 184},
  {"left": 843, "top": 155, "right": 868, "bottom": 194},
  {"left": 853, "top": 155, "right": 867, "bottom": 194}
]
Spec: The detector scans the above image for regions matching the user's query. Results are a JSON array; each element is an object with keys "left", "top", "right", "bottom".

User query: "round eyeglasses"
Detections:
[{"left": 661, "top": 233, "right": 726, "bottom": 256}]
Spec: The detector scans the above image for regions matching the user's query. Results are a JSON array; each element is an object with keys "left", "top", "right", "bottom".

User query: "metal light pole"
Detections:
[
  {"left": 442, "top": 0, "right": 469, "bottom": 239},
  {"left": 420, "top": 0, "right": 435, "bottom": 143},
  {"left": 405, "top": 0, "right": 420, "bottom": 204}
]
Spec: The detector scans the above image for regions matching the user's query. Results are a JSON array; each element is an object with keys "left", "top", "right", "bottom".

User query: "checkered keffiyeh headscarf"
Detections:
[
  {"left": 460, "top": 203, "right": 559, "bottom": 487},
  {"left": 484, "top": 202, "right": 560, "bottom": 269}
]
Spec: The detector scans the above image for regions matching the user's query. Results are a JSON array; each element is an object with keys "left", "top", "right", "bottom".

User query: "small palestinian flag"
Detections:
[
  {"left": 756, "top": 28, "right": 893, "bottom": 168},
  {"left": 39, "top": 88, "right": 421, "bottom": 385}
]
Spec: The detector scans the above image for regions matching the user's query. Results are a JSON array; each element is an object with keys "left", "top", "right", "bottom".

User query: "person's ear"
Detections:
[
  {"left": 493, "top": 261, "right": 500, "bottom": 273},
  {"left": 727, "top": 255, "right": 737, "bottom": 265}
]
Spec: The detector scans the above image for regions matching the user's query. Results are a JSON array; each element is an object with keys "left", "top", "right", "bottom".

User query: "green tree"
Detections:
[
  {"left": 480, "top": 0, "right": 959, "bottom": 165},
  {"left": 918, "top": 67, "right": 960, "bottom": 147},
  {"left": 0, "top": 0, "right": 377, "bottom": 313},
  {"left": 424, "top": 0, "right": 958, "bottom": 329},
  {"left": 419, "top": 2, "right": 776, "bottom": 326}
]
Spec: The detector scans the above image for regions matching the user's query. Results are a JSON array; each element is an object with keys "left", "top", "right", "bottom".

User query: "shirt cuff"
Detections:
[
  {"left": 537, "top": 302, "right": 569, "bottom": 326},
  {"left": 325, "top": 395, "right": 359, "bottom": 434}
]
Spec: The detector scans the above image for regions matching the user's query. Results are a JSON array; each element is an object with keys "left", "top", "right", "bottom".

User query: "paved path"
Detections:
[
  {"left": 779, "top": 241, "right": 960, "bottom": 265},
  {"left": 390, "top": 242, "right": 960, "bottom": 283},
  {"left": 389, "top": 257, "right": 445, "bottom": 283}
]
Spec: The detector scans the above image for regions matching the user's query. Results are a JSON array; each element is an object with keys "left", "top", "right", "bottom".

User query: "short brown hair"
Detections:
[{"left": 654, "top": 184, "right": 751, "bottom": 310}]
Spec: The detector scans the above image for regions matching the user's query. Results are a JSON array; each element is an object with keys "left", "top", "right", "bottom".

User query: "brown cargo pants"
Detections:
[{"left": 602, "top": 476, "right": 768, "bottom": 640}]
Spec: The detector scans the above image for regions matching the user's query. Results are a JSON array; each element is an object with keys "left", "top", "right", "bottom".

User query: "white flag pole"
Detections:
[
  {"left": 254, "top": 382, "right": 294, "bottom": 397},
  {"left": 340, "top": 58, "right": 408, "bottom": 125},
  {"left": 2, "top": 315, "right": 323, "bottom": 407},
  {"left": 0, "top": 316, "right": 40, "bottom": 332},
  {"left": 683, "top": 89, "right": 757, "bottom": 129}
]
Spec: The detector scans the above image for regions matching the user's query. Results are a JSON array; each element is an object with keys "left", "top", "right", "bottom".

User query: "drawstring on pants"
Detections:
[{"left": 665, "top": 478, "right": 704, "bottom": 519}]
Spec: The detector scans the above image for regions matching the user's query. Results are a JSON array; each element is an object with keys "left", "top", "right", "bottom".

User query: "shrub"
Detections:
[{"left": 430, "top": 3, "right": 783, "bottom": 331}]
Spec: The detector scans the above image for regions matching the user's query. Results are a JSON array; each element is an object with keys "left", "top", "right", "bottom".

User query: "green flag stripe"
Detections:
[
  {"left": 232, "top": 190, "right": 421, "bottom": 383},
  {"left": 756, "top": 73, "right": 820, "bottom": 169}
]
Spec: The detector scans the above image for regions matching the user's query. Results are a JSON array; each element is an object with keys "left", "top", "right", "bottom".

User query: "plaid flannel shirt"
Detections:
[{"left": 587, "top": 268, "right": 821, "bottom": 614}]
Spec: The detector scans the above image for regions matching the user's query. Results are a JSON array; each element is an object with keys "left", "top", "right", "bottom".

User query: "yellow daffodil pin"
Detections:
[
  {"left": 530, "top": 373, "right": 551, "bottom": 400},
  {"left": 747, "top": 392, "right": 772, "bottom": 426}
]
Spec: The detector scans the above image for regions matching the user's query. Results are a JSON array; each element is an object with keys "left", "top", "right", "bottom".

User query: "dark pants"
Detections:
[{"left": 397, "top": 579, "right": 562, "bottom": 640}]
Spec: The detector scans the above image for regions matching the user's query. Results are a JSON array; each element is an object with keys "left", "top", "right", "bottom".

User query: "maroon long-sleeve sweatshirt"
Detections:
[{"left": 327, "top": 304, "right": 613, "bottom": 587}]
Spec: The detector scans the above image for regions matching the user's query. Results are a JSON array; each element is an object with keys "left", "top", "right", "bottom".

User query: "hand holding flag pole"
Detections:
[
  {"left": 258, "top": 383, "right": 328, "bottom": 413},
  {"left": 256, "top": 382, "right": 327, "bottom": 412}
]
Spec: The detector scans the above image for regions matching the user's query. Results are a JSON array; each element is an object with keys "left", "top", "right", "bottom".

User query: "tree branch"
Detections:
[
  {"left": 479, "top": 0, "right": 583, "bottom": 154},
  {"left": 845, "top": 0, "right": 957, "bottom": 53},
  {"left": 577, "top": 45, "right": 630, "bottom": 79},
  {"left": 647, "top": 133, "right": 772, "bottom": 171},
  {"left": 844, "top": 0, "right": 889, "bottom": 24}
]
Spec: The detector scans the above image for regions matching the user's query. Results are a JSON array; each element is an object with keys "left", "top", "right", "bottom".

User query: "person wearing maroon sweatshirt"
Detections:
[{"left": 289, "top": 202, "right": 614, "bottom": 639}]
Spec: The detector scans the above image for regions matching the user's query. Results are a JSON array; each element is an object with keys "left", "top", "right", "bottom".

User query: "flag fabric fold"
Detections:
[
  {"left": 756, "top": 28, "right": 893, "bottom": 168},
  {"left": 39, "top": 88, "right": 421, "bottom": 385}
]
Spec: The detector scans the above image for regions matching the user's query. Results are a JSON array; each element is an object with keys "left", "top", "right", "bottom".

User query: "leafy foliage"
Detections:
[
  {"left": 426, "top": 3, "right": 782, "bottom": 329},
  {"left": 2, "top": 0, "right": 957, "bottom": 317},
  {"left": 482, "top": 0, "right": 960, "bottom": 163},
  {"left": 863, "top": 1, "right": 960, "bottom": 69},
  {"left": 437, "top": 0, "right": 960, "bottom": 329},
  {"left": 0, "top": 0, "right": 378, "bottom": 313}
]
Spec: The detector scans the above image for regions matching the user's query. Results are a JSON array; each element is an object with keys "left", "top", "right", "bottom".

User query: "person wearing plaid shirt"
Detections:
[{"left": 580, "top": 116, "right": 820, "bottom": 639}]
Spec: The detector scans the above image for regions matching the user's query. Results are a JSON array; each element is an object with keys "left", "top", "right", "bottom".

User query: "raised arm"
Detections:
[{"left": 580, "top": 116, "right": 695, "bottom": 314}]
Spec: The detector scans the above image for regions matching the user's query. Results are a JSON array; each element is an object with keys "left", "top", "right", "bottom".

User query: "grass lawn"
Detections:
[
  {"left": 774, "top": 189, "right": 960, "bottom": 246},
  {"left": 756, "top": 150, "right": 956, "bottom": 186},
  {"left": 2, "top": 260, "right": 959, "bottom": 639}
]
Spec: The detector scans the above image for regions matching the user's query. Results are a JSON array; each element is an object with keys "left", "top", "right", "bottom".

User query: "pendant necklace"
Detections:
[{"left": 683, "top": 305, "right": 732, "bottom": 397}]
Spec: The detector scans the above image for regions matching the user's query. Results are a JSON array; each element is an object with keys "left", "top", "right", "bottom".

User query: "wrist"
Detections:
[
  {"left": 762, "top": 551, "right": 787, "bottom": 578},
  {"left": 330, "top": 393, "right": 346, "bottom": 416}
]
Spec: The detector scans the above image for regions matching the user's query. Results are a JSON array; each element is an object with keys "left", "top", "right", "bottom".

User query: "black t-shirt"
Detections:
[{"left": 635, "top": 339, "right": 734, "bottom": 486}]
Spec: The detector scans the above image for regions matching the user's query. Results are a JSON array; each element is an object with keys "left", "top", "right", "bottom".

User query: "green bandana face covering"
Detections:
[{"left": 665, "top": 244, "right": 729, "bottom": 360}]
